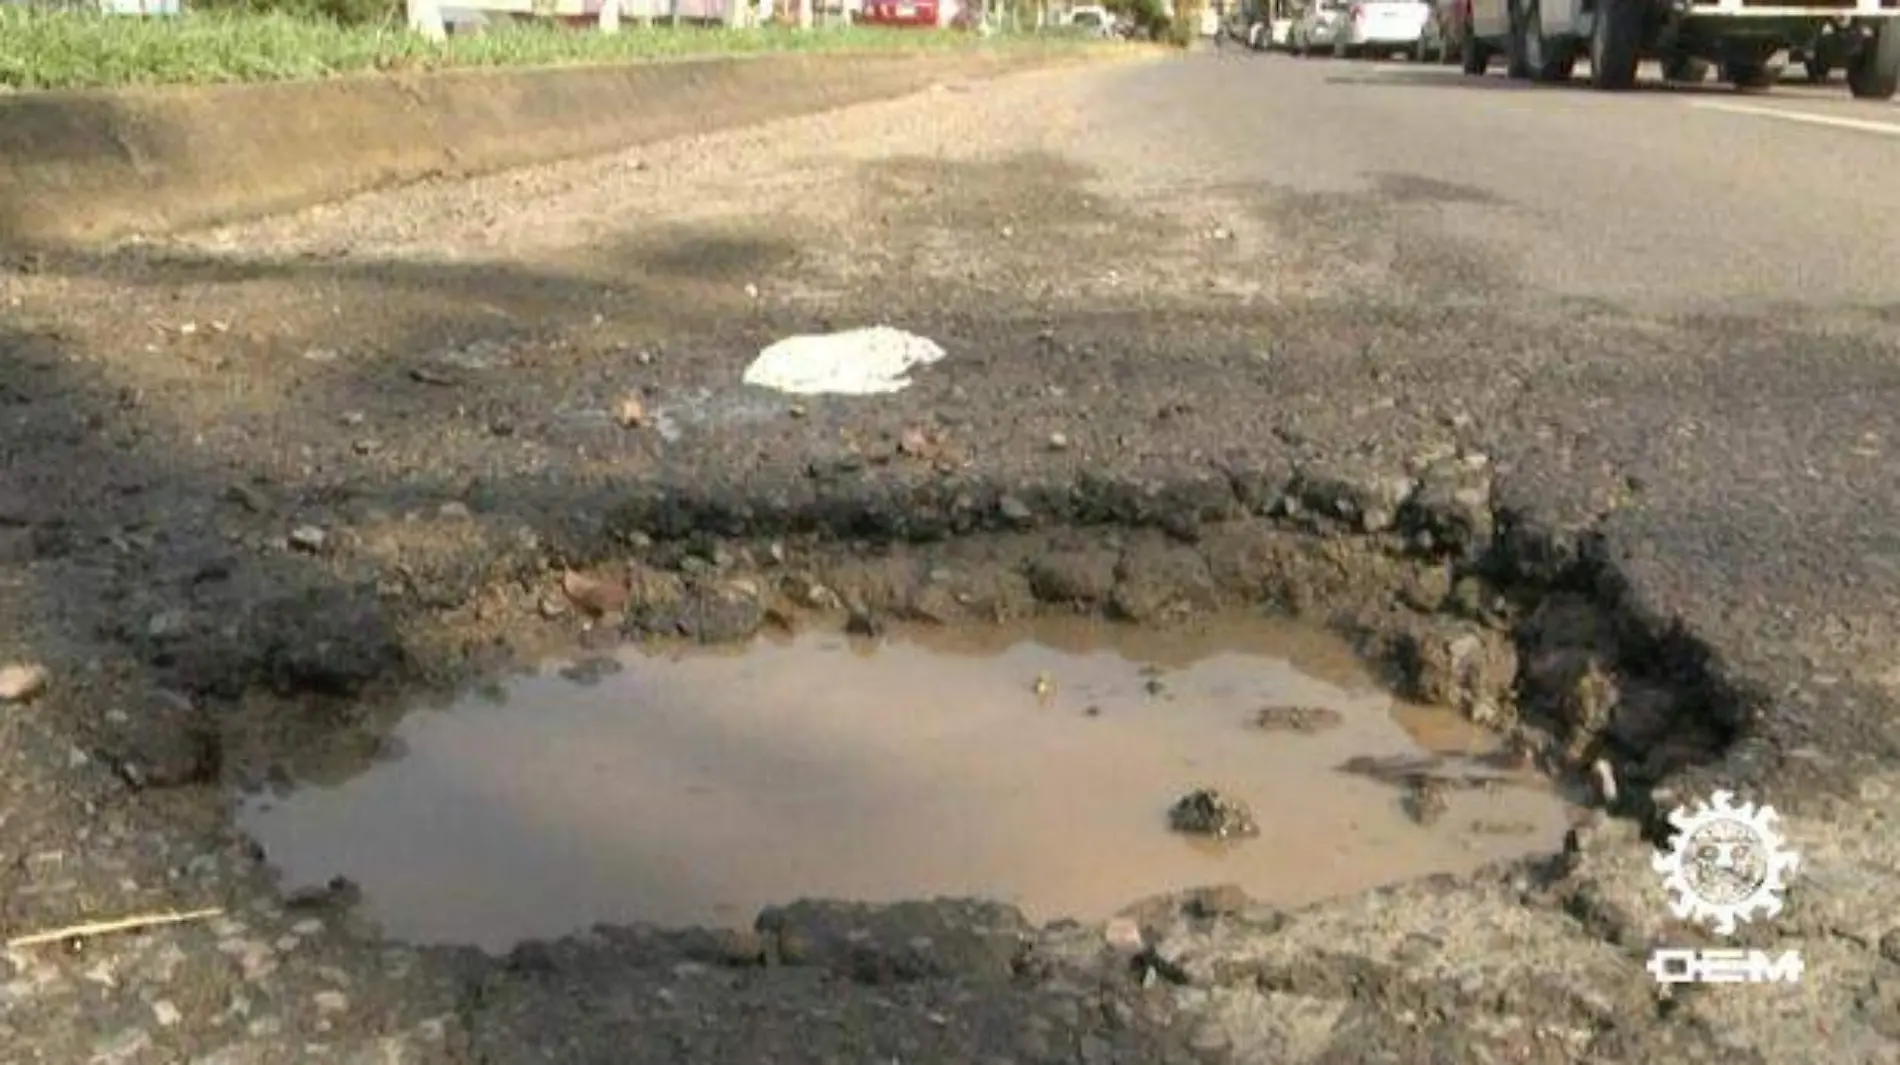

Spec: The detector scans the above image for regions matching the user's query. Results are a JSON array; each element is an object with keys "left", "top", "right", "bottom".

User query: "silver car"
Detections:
[{"left": 1286, "top": 0, "right": 1345, "bottom": 56}]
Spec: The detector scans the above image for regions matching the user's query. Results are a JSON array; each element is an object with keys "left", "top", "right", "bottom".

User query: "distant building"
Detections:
[{"left": 98, "top": 0, "right": 183, "bottom": 13}]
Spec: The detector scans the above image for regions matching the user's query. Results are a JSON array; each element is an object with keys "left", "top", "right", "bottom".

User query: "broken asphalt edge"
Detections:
[
  {"left": 585, "top": 456, "right": 1798, "bottom": 815},
  {"left": 198, "top": 445, "right": 1865, "bottom": 832}
]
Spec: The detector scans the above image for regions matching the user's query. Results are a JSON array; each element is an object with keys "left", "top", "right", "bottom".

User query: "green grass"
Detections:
[{"left": 0, "top": 7, "right": 1086, "bottom": 92}]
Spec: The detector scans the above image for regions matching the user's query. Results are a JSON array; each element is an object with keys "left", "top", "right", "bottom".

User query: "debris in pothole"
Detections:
[
  {"left": 742, "top": 326, "right": 946, "bottom": 396},
  {"left": 1251, "top": 705, "right": 1343, "bottom": 733},
  {"left": 0, "top": 662, "right": 48, "bottom": 703},
  {"left": 615, "top": 393, "right": 646, "bottom": 428},
  {"left": 1168, "top": 788, "right": 1259, "bottom": 840},
  {"left": 1401, "top": 778, "right": 1452, "bottom": 826},
  {"left": 1560, "top": 658, "right": 1619, "bottom": 760}
]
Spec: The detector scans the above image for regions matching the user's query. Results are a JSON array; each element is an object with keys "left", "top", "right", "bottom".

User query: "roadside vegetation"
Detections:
[
  {"left": 0, "top": 4, "right": 1094, "bottom": 92},
  {"left": 1100, "top": 0, "right": 1176, "bottom": 42}
]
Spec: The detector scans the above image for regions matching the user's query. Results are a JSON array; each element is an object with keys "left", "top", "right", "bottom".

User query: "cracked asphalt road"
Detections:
[{"left": 3, "top": 47, "right": 1900, "bottom": 1064}]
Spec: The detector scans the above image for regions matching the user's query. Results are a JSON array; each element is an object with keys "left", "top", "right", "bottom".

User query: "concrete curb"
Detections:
[{"left": 0, "top": 45, "right": 1151, "bottom": 249}]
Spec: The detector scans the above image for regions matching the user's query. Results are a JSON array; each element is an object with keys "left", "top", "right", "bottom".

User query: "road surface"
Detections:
[{"left": 2, "top": 48, "right": 1899, "bottom": 1064}]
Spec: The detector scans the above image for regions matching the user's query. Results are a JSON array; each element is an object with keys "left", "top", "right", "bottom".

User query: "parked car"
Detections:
[
  {"left": 1287, "top": 0, "right": 1346, "bottom": 55},
  {"left": 1067, "top": 3, "right": 1117, "bottom": 35},
  {"left": 1461, "top": 0, "right": 1898, "bottom": 97},
  {"left": 1412, "top": 0, "right": 1466, "bottom": 62},
  {"left": 1222, "top": 0, "right": 1257, "bottom": 42},
  {"left": 1330, "top": 0, "right": 1431, "bottom": 58},
  {"left": 1258, "top": 0, "right": 1299, "bottom": 48},
  {"left": 857, "top": 0, "right": 970, "bottom": 27}
]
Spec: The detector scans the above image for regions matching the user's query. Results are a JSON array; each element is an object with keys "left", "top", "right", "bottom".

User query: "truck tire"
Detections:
[
  {"left": 1462, "top": 25, "right": 1493, "bottom": 73},
  {"left": 1722, "top": 58, "right": 1777, "bottom": 90},
  {"left": 1848, "top": 23, "right": 1900, "bottom": 99},
  {"left": 1662, "top": 55, "right": 1709, "bottom": 82},
  {"left": 1589, "top": 0, "right": 1642, "bottom": 90},
  {"left": 1519, "top": 0, "right": 1579, "bottom": 80},
  {"left": 1505, "top": 1, "right": 1535, "bottom": 77}
]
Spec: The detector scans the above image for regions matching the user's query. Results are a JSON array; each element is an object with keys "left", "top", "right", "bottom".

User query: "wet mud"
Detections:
[{"left": 238, "top": 615, "right": 1576, "bottom": 950}]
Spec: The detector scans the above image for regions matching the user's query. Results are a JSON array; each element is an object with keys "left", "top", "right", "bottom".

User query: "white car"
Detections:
[
  {"left": 1286, "top": 0, "right": 1345, "bottom": 55},
  {"left": 1067, "top": 3, "right": 1115, "bottom": 33},
  {"left": 1330, "top": 0, "right": 1430, "bottom": 58}
]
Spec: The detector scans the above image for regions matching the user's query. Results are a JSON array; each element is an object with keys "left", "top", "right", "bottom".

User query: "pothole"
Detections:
[{"left": 238, "top": 613, "right": 1582, "bottom": 953}]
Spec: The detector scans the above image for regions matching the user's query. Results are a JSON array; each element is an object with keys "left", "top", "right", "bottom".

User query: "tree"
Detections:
[{"left": 1104, "top": 0, "right": 1172, "bottom": 39}]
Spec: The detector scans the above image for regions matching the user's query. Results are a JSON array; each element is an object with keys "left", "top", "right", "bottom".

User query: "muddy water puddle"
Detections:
[{"left": 240, "top": 615, "right": 1578, "bottom": 951}]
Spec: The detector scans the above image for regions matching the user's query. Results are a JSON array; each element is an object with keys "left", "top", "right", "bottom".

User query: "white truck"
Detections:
[{"left": 1461, "top": 0, "right": 1900, "bottom": 98}]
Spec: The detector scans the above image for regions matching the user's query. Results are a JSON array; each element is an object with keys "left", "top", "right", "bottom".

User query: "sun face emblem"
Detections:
[{"left": 1651, "top": 790, "right": 1800, "bottom": 937}]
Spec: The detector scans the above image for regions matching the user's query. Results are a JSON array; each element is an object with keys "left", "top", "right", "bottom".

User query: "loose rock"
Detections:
[
  {"left": 998, "top": 494, "right": 1035, "bottom": 527},
  {"left": 757, "top": 899, "right": 1031, "bottom": 984},
  {"left": 1168, "top": 788, "right": 1259, "bottom": 840},
  {"left": 99, "top": 688, "right": 218, "bottom": 788},
  {"left": 287, "top": 526, "right": 327, "bottom": 554},
  {"left": 0, "top": 662, "right": 48, "bottom": 703},
  {"left": 1400, "top": 778, "right": 1452, "bottom": 826},
  {"left": 562, "top": 569, "right": 631, "bottom": 617},
  {"left": 1104, "top": 917, "right": 1145, "bottom": 953},
  {"left": 615, "top": 394, "right": 646, "bottom": 428}
]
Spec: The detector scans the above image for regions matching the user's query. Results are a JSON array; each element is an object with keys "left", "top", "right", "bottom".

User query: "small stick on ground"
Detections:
[{"left": 5, "top": 907, "right": 224, "bottom": 949}]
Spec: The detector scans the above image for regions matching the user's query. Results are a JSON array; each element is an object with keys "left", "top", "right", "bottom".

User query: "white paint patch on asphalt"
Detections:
[
  {"left": 742, "top": 326, "right": 947, "bottom": 396},
  {"left": 1688, "top": 100, "right": 1900, "bottom": 139}
]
